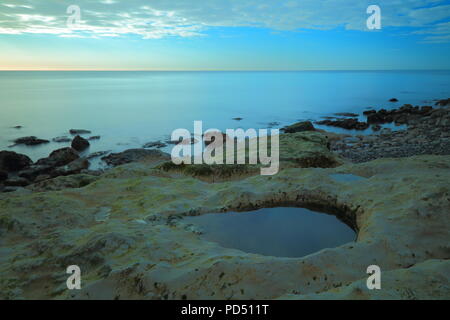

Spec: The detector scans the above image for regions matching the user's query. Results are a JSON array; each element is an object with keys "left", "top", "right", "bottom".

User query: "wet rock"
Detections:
[
  {"left": 52, "top": 136, "right": 71, "bottom": 143},
  {"left": 0, "top": 151, "right": 33, "bottom": 172},
  {"left": 18, "top": 165, "right": 53, "bottom": 181},
  {"left": 88, "top": 136, "right": 101, "bottom": 141},
  {"left": 143, "top": 141, "right": 167, "bottom": 149},
  {"left": 13, "top": 126, "right": 22, "bottom": 129},
  {"left": 389, "top": 98, "right": 399, "bottom": 102},
  {"left": 101, "top": 149, "right": 170, "bottom": 167},
  {"left": 69, "top": 129, "right": 91, "bottom": 135},
  {"left": 281, "top": 121, "right": 315, "bottom": 133},
  {"left": 3, "top": 177, "right": 30, "bottom": 187},
  {"left": 53, "top": 158, "right": 90, "bottom": 176},
  {"left": 36, "top": 148, "right": 79, "bottom": 167},
  {"left": 166, "top": 137, "right": 198, "bottom": 145},
  {"left": 71, "top": 135, "right": 90, "bottom": 152},
  {"left": 334, "top": 112, "right": 359, "bottom": 117},
  {"left": 86, "top": 151, "right": 110, "bottom": 160},
  {"left": 435, "top": 98, "right": 450, "bottom": 106},
  {"left": 232, "top": 117, "right": 243, "bottom": 121},
  {"left": 315, "top": 118, "right": 369, "bottom": 130},
  {"left": 13, "top": 136, "right": 49, "bottom": 146}
]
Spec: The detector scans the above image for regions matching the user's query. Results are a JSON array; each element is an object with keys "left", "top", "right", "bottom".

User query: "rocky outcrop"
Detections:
[
  {"left": 101, "top": 149, "right": 171, "bottom": 167},
  {"left": 0, "top": 151, "right": 32, "bottom": 172},
  {"left": 71, "top": 135, "right": 90, "bottom": 152},
  {"left": 281, "top": 121, "right": 315, "bottom": 133},
  {"left": 143, "top": 141, "right": 167, "bottom": 149},
  {"left": 0, "top": 154, "right": 448, "bottom": 299}
]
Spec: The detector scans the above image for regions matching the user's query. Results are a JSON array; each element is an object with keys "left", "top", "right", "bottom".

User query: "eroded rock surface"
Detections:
[{"left": 0, "top": 154, "right": 448, "bottom": 300}]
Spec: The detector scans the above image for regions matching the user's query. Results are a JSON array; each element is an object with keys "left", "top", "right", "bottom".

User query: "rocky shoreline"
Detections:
[{"left": 0, "top": 98, "right": 449, "bottom": 300}]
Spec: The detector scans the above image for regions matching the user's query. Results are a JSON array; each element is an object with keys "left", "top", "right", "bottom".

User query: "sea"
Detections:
[{"left": 1, "top": 70, "right": 449, "bottom": 166}]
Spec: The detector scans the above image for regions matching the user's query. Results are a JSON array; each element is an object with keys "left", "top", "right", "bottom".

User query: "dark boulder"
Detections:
[
  {"left": 101, "top": 149, "right": 170, "bottom": 167},
  {"left": 389, "top": 98, "right": 399, "bottom": 102},
  {"left": 71, "top": 135, "right": 90, "bottom": 151},
  {"left": 0, "top": 151, "right": 32, "bottom": 172},
  {"left": 88, "top": 136, "right": 101, "bottom": 141},
  {"left": 281, "top": 121, "right": 315, "bottom": 133},
  {"left": 232, "top": 117, "right": 243, "bottom": 121},
  {"left": 13, "top": 136, "right": 49, "bottom": 146},
  {"left": 36, "top": 147, "right": 79, "bottom": 167}
]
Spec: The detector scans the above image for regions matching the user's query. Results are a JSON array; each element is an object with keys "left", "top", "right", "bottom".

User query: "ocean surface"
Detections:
[{"left": 0, "top": 71, "right": 449, "bottom": 166}]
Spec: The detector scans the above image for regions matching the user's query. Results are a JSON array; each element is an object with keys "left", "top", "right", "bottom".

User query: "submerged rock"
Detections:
[
  {"left": 389, "top": 98, "right": 399, "bottom": 102},
  {"left": 69, "top": 129, "right": 91, "bottom": 135},
  {"left": 88, "top": 136, "right": 101, "bottom": 141},
  {"left": 52, "top": 136, "right": 71, "bottom": 143},
  {"left": 0, "top": 151, "right": 32, "bottom": 172},
  {"left": 13, "top": 136, "right": 49, "bottom": 146},
  {"left": 71, "top": 135, "right": 90, "bottom": 152}
]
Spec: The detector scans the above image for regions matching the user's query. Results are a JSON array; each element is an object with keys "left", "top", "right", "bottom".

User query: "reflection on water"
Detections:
[{"left": 184, "top": 207, "right": 356, "bottom": 258}]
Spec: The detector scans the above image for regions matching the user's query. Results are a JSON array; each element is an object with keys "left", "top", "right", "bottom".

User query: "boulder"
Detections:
[
  {"left": 281, "top": 121, "right": 315, "bottom": 133},
  {"left": 13, "top": 136, "right": 49, "bottom": 146},
  {"left": 0, "top": 151, "right": 33, "bottom": 172},
  {"left": 101, "top": 149, "right": 170, "bottom": 167},
  {"left": 53, "top": 158, "right": 90, "bottom": 176},
  {"left": 36, "top": 147, "right": 79, "bottom": 167},
  {"left": 71, "top": 135, "right": 90, "bottom": 152},
  {"left": 389, "top": 98, "right": 399, "bottom": 102}
]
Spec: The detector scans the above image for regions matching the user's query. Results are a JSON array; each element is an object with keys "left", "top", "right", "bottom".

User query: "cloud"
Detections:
[{"left": 0, "top": 0, "right": 449, "bottom": 41}]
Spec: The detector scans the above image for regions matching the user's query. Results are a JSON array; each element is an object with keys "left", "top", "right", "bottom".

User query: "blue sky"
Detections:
[{"left": 1, "top": 0, "right": 449, "bottom": 70}]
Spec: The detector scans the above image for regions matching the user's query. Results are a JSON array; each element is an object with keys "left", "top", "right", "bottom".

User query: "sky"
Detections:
[{"left": 0, "top": 0, "right": 449, "bottom": 70}]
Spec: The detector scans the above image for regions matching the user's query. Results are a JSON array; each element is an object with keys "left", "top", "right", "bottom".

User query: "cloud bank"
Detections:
[{"left": 0, "top": 0, "right": 449, "bottom": 42}]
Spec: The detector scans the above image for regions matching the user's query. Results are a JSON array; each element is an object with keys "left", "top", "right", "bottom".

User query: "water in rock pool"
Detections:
[{"left": 184, "top": 207, "right": 356, "bottom": 258}]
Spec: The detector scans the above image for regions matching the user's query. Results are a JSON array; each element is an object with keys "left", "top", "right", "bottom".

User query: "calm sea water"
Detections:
[
  {"left": 184, "top": 207, "right": 356, "bottom": 258},
  {"left": 0, "top": 71, "right": 449, "bottom": 164}
]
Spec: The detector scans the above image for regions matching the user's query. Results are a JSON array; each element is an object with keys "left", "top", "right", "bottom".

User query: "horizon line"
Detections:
[{"left": 1, "top": 68, "right": 450, "bottom": 72}]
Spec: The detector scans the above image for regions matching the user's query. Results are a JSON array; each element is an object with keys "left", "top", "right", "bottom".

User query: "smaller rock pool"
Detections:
[{"left": 184, "top": 207, "right": 356, "bottom": 258}]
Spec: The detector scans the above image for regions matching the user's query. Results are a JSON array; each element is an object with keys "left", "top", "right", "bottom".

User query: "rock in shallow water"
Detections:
[
  {"left": 281, "top": 121, "right": 315, "bottom": 133},
  {"left": 0, "top": 151, "right": 32, "bottom": 172},
  {"left": 101, "top": 149, "right": 171, "bottom": 166},
  {"left": 71, "top": 135, "right": 90, "bottom": 152},
  {"left": 13, "top": 136, "right": 49, "bottom": 146}
]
